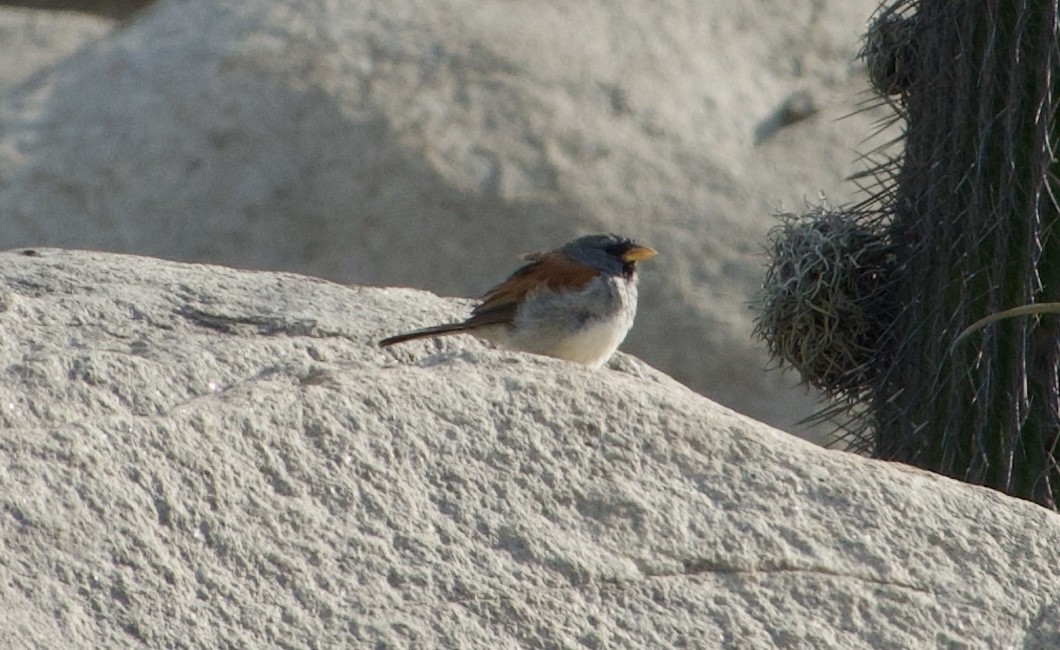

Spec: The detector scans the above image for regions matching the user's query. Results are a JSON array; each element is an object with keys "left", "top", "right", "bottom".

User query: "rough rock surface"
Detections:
[
  {"left": 1, "top": 249, "right": 1058, "bottom": 648},
  {"left": 0, "top": 0, "right": 895, "bottom": 435}
]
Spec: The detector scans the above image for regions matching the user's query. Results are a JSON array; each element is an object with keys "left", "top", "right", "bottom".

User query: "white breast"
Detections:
[
  {"left": 476, "top": 275, "right": 639, "bottom": 367},
  {"left": 531, "top": 308, "right": 636, "bottom": 367}
]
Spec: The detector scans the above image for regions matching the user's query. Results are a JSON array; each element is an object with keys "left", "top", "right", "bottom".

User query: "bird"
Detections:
[{"left": 379, "top": 233, "right": 656, "bottom": 368}]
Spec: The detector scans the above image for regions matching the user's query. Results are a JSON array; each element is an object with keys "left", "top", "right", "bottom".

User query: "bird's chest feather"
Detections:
[{"left": 488, "top": 276, "right": 638, "bottom": 367}]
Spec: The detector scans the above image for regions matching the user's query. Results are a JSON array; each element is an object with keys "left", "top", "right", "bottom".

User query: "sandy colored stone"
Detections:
[
  {"left": 0, "top": 249, "right": 1056, "bottom": 647},
  {"left": 0, "top": 0, "right": 900, "bottom": 436},
  {"left": 0, "top": 7, "right": 113, "bottom": 92}
]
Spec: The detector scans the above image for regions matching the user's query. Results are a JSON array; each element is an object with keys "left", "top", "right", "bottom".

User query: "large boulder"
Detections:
[
  {"left": 0, "top": 249, "right": 1057, "bottom": 647},
  {"left": 0, "top": 0, "right": 893, "bottom": 434}
]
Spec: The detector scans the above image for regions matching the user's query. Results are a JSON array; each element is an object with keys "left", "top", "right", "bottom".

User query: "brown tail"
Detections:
[{"left": 378, "top": 322, "right": 470, "bottom": 347}]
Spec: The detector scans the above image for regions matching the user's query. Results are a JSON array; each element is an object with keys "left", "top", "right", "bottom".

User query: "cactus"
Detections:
[
  {"left": 875, "top": 0, "right": 1060, "bottom": 507},
  {"left": 755, "top": 205, "right": 895, "bottom": 452},
  {"left": 757, "top": 1, "right": 1060, "bottom": 508}
]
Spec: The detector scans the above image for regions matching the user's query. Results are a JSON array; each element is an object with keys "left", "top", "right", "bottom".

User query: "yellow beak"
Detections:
[{"left": 621, "top": 245, "right": 658, "bottom": 263}]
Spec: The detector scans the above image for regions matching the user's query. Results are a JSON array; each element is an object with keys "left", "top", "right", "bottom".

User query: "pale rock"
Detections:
[
  {"left": 0, "top": 249, "right": 1056, "bottom": 648},
  {"left": 0, "top": 0, "right": 893, "bottom": 436},
  {"left": 0, "top": 7, "right": 113, "bottom": 92}
]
